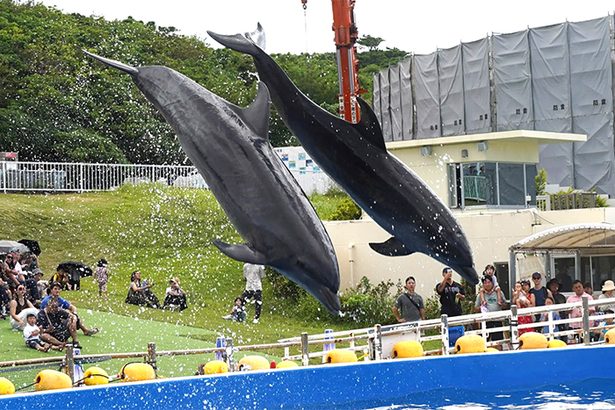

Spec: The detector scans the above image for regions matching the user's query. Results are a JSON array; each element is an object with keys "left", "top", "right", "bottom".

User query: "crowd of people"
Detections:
[{"left": 391, "top": 264, "right": 615, "bottom": 347}]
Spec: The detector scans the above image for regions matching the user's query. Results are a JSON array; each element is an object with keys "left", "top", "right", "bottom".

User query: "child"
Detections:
[
  {"left": 23, "top": 313, "right": 52, "bottom": 352},
  {"left": 479, "top": 264, "right": 504, "bottom": 307},
  {"left": 223, "top": 297, "right": 246, "bottom": 322},
  {"left": 95, "top": 258, "right": 109, "bottom": 298}
]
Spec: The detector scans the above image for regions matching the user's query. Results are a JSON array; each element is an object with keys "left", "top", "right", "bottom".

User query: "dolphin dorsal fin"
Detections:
[
  {"left": 230, "top": 82, "right": 271, "bottom": 139},
  {"left": 213, "top": 240, "right": 269, "bottom": 265},
  {"left": 352, "top": 97, "right": 387, "bottom": 151}
]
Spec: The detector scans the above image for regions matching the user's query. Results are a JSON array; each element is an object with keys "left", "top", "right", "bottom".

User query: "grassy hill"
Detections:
[{"left": 0, "top": 185, "right": 351, "bottom": 350}]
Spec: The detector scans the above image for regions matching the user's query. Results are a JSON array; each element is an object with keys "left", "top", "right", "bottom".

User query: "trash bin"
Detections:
[{"left": 449, "top": 326, "right": 465, "bottom": 347}]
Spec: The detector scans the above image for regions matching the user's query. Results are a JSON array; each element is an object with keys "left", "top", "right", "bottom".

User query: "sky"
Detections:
[{"left": 37, "top": 0, "right": 614, "bottom": 55}]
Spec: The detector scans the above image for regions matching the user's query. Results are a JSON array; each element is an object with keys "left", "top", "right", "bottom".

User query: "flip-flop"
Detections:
[{"left": 85, "top": 327, "right": 99, "bottom": 336}]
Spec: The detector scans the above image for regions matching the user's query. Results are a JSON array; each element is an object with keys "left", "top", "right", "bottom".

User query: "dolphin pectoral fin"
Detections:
[
  {"left": 230, "top": 81, "right": 270, "bottom": 138},
  {"left": 213, "top": 240, "right": 268, "bottom": 265},
  {"left": 352, "top": 97, "right": 387, "bottom": 151},
  {"left": 369, "top": 237, "right": 414, "bottom": 257}
]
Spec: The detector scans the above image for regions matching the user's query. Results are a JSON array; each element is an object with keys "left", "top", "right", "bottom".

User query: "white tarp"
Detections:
[
  {"left": 438, "top": 45, "right": 465, "bottom": 136},
  {"left": 462, "top": 38, "right": 491, "bottom": 133},
  {"left": 413, "top": 52, "right": 441, "bottom": 138},
  {"left": 399, "top": 58, "right": 413, "bottom": 140},
  {"left": 389, "top": 64, "right": 403, "bottom": 141}
]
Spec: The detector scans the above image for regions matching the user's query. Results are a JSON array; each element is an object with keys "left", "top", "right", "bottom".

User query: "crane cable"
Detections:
[{"left": 302, "top": 0, "right": 308, "bottom": 52}]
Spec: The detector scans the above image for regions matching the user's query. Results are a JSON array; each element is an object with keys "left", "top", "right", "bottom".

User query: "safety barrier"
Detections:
[
  {"left": 0, "top": 160, "right": 336, "bottom": 195},
  {"left": 1, "top": 295, "right": 614, "bottom": 388}
]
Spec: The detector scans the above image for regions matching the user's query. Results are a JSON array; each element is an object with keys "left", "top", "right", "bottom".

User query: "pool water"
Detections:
[{"left": 340, "top": 378, "right": 615, "bottom": 409}]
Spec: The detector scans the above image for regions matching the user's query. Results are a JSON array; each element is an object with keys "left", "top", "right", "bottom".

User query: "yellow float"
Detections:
[
  {"left": 485, "top": 347, "right": 499, "bottom": 353},
  {"left": 204, "top": 360, "right": 229, "bottom": 374},
  {"left": 0, "top": 377, "right": 15, "bottom": 395},
  {"left": 547, "top": 339, "right": 567, "bottom": 348},
  {"left": 238, "top": 355, "right": 270, "bottom": 371},
  {"left": 605, "top": 328, "right": 615, "bottom": 344},
  {"left": 519, "top": 332, "right": 548, "bottom": 349},
  {"left": 120, "top": 363, "right": 156, "bottom": 382},
  {"left": 276, "top": 360, "right": 299, "bottom": 369},
  {"left": 392, "top": 340, "right": 423, "bottom": 358},
  {"left": 83, "top": 366, "right": 109, "bottom": 385},
  {"left": 35, "top": 369, "right": 72, "bottom": 391},
  {"left": 325, "top": 349, "right": 358, "bottom": 363},
  {"left": 455, "top": 334, "right": 486, "bottom": 354}
]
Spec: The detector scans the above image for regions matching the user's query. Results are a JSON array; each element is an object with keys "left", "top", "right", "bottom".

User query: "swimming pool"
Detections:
[{"left": 1, "top": 345, "right": 614, "bottom": 409}]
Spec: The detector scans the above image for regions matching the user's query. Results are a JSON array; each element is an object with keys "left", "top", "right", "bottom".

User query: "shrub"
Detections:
[
  {"left": 330, "top": 197, "right": 362, "bottom": 220},
  {"left": 338, "top": 277, "right": 399, "bottom": 326}
]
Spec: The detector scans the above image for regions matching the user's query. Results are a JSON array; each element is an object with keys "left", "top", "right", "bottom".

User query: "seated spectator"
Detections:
[
  {"left": 223, "top": 297, "right": 246, "bottom": 322},
  {"left": 0, "top": 275, "right": 10, "bottom": 319},
  {"left": 23, "top": 313, "right": 55, "bottom": 352},
  {"left": 40, "top": 282, "right": 99, "bottom": 336},
  {"left": 3, "top": 251, "right": 25, "bottom": 291},
  {"left": 163, "top": 277, "right": 187, "bottom": 311},
  {"left": 50, "top": 269, "right": 69, "bottom": 291},
  {"left": 9, "top": 284, "right": 38, "bottom": 331},
  {"left": 25, "top": 269, "right": 44, "bottom": 307},
  {"left": 540, "top": 296, "right": 562, "bottom": 336},
  {"left": 566, "top": 280, "right": 596, "bottom": 342},
  {"left": 598, "top": 280, "right": 615, "bottom": 312},
  {"left": 125, "top": 270, "right": 160, "bottom": 308},
  {"left": 584, "top": 282, "right": 594, "bottom": 298},
  {"left": 37, "top": 299, "right": 79, "bottom": 349},
  {"left": 512, "top": 280, "right": 533, "bottom": 336},
  {"left": 596, "top": 309, "right": 614, "bottom": 342}
]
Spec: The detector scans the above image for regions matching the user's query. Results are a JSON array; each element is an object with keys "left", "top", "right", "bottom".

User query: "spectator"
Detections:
[
  {"left": 241, "top": 263, "right": 265, "bottom": 324},
  {"left": 530, "top": 271, "right": 552, "bottom": 320},
  {"left": 474, "top": 275, "right": 504, "bottom": 345},
  {"left": 23, "top": 313, "right": 54, "bottom": 352},
  {"left": 95, "top": 258, "right": 109, "bottom": 298},
  {"left": 566, "top": 280, "right": 596, "bottom": 342},
  {"left": 25, "top": 269, "right": 44, "bottom": 307},
  {"left": 50, "top": 268, "right": 69, "bottom": 291},
  {"left": 547, "top": 278, "right": 566, "bottom": 305},
  {"left": 512, "top": 281, "right": 533, "bottom": 336},
  {"left": 125, "top": 270, "right": 160, "bottom": 308},
  {"left": 0, "top": 275, "right": 10, "bottom": 319},
  {"left": 392, "top": 276, "right": 425, "bottom": 323},
  {"left": 598, "top": 280, "right": 615, "bottom": 312},
  {"left": 435, "top": 267, "right": 465, "bottom": 317},
  {"left": 596, "top": 309, "right": 614, "bottom": 341},
  {"left": 223, "top": 297, "right": 246, "bottom": 322},
  {"left": 163, "top": 277, "right": 188, "bottom": 311},
  {"left": 520, "top": 280, "right": 535, "bottom": 306},
  {"left": 3, "top": 251, "right": 24, "bottom": 290},
  {"left": 539, "top": 296, "right": 562, "bottom": 336},
  {"left": 479, "top": 264, "right": 504, "bottom": 306},
  {"left": 9, "top": 284, "right": 38, "bottom": 331},
  {"left": 584, "top": 282, "right": 594, "bottom": 298},
  {"left": 37, "top": 299, "right": 79, "bottom": 349},
  {"left": 40, "top": 282, "right": 99, "bottom": 336}
]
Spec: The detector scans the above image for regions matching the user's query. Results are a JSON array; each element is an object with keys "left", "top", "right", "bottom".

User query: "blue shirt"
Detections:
[{"left": 40, "top": 295, "right": 71, "bottom": 310}]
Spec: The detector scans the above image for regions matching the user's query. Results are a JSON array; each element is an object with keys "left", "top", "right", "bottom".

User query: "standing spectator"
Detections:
[
  {"left": 474, "top": 275, "right": 504, "bottom": 344},
  {"left": 566, "top": 280, "right": 595, "bottom": 341},
  {"left": 40, "top": 282, "right": 99, "bottom": 336},
  {"left": 393, "top": 276, "right": 425, "bottom": 323},
  {"left": 163, "top": 277, "right": 188, "bottom": 311},
  {"left": 95, "top": 259, "right": 109, "bottom": 298},
  {"left": 125, "top": 270, "right": 160, "bottom": 308},
  {"left": 23, "top": 313, "right": 54, "bottom": 352},
  {"left": 478, "top": 264, "right": 504, "bottom": 306},
  {"left": 38, "top": 299, "right": 79, "bottom": 349},
  {"left": 9, "top": 285, "right": 38, "bottom": 330},
  {"left": 583, "top": 282, "right": 594, "bottom": 298},
  {"left": 530, "top": 271, "right": 552, "bottom": 320},
  {"left": 598, "top": 280, "right": 615, "bottom": 312},
  {"left": 25, "top": 269, "right": 44, "bottom": 307},
  {"left": 511, "top": 281, "right": 533, "bottom": 336},
  {"left": 547, "top": 278, "right": 566, "bottom": 305},
  {"left": 435, "top": 267, "right": 465, "bottom": 317},
  {"left": 241, "top": 263, "right": 265, "bottom": 324}
]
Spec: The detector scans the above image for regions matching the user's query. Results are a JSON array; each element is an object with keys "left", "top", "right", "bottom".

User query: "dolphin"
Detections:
[
  {"left": 84, "top": 50, "right": 341, "bottom": 313},
  {"left": 207, "top": 28, "right": 479, "bottom": 285}
]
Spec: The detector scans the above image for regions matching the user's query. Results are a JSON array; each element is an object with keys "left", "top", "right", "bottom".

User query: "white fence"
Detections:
[{"left": 0, "top": 161, "right": 335, "bottom": 195}]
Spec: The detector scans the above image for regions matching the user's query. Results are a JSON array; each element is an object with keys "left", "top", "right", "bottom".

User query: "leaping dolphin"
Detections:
[
  {"left": 84, "top": 50, "right": 341, "bottom": 313},
  {"left": 207, "top": 27, "right": 479, "bottom": 285}
]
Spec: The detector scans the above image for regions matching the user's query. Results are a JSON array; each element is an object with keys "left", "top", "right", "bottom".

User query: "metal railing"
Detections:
[
  {"left": 0, "top": 160, "right": 336, "bottom": 195},
  {"left": 2, "top": 296, "right": 614, "bottom": 387}
]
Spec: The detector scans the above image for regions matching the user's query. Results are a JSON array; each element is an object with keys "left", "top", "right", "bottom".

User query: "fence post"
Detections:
[
  {"left": 440, "top": 314, "right": 449, "bottom": 355},
  {"left": 65, "top": 345, "right": 75, "bottom": 383},
  {"left": 300, "top": 332, "right": 309, "bottom": 366},
  {"left": 146, "top": 342, "right": 157, "bottom": 375},
  {"left": 1, "top": 161, "right": 6, "bottom": 193},
  {"left": 224, "top": 337, "right": 235, "bottom": 371},
  {"left": 372, "top": 324, "right": 382, "bottom": 361},
  {"left": 509, "top": 305, "right": 519, "bottom": 349},
  {"left": 79, "top": 163, "right": 84, "bottom": 193},
  {"left": 582, "top": 296, "right": 591, "bottom": 345}
]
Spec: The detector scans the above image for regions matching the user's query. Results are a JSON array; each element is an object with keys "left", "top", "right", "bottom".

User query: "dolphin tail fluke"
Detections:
[
  {"left": 213, "top": 240, "right": 268, "bottom": 265},
  {"left": 83, "top": 50, "right": 138, "bottom": 75},
  {"left": 246, "top": 22, "right": 266, "bottom": 50},
  {"left": 369, "top": 237, "right": 414, "bottom": 257},
  {"left": 207, "top": 30, "right": 261, "bottom": 57}
]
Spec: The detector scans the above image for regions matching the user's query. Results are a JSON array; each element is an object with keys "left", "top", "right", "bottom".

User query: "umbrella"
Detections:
[
  {"left": 57, "top": 261, "right": 93, "bottom": 278},
  {"left": 18, "top": 239, "right": 41, "bottom": 256},
  {"left": 0, "top": 240, "right": 29, "bottom": 254}
]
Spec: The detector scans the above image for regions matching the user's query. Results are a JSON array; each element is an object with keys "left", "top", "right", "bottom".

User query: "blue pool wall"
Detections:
[{"left": 1, "top": 345, "right": 614, "bottom": 409}]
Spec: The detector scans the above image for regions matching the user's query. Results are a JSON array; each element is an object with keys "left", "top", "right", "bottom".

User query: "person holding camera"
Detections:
[
  {"left": 435, "top": 267, "right": 465, "bottom": 317},
  {"left": 125, "top": 270, "right": 160, "bottom": 308}
]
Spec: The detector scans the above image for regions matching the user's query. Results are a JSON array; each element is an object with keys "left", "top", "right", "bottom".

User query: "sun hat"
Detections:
[{"left": 602, "top": 280, "right": 615, "bottom": 292}]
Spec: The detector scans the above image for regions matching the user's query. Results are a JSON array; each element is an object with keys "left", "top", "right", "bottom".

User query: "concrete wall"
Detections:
[{"left": 324, "top": 207, "right": 615, "bottom": 298}]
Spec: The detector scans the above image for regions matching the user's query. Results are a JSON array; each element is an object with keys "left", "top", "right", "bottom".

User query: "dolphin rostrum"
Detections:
[
  {"left": 207, "top": 28, "right": 479, "bottom": 285},
  {"left": 84, "top": 50, "right": 341, "bottom": 313}
]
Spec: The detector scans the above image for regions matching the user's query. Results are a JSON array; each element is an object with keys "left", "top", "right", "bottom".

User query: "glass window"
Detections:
[
  {"left": 591, "top": 255, "right": 615, "bottom": 290},
  {"left": 498, "top": 163, "right": 525, "bottom": 205},
  {"left": 462, "top": 162, "right": 497, "bottom": 206},
  {"left": 580, "top": 256, "right": 592, "bottom": 288},
  {"left": 553, "top": 256, "right": 575, "bottom": 292}
]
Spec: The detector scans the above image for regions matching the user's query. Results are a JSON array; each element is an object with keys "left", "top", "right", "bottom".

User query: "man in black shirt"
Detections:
[
  {"left": 37, "top": 299, "right": 79, "bottom": 349},
  {"left": 435, "top": 267, "right": 465, "bottom": 317}
]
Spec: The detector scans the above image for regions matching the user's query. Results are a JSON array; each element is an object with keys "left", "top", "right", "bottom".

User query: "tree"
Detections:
[{"left": 357, "top": 34, "right": 384, "bottom": 51}]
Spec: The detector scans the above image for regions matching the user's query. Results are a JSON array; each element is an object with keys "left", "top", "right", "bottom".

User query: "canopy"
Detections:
[{"left": 509, "top": 223, "right": 615, "bottom": 252}]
